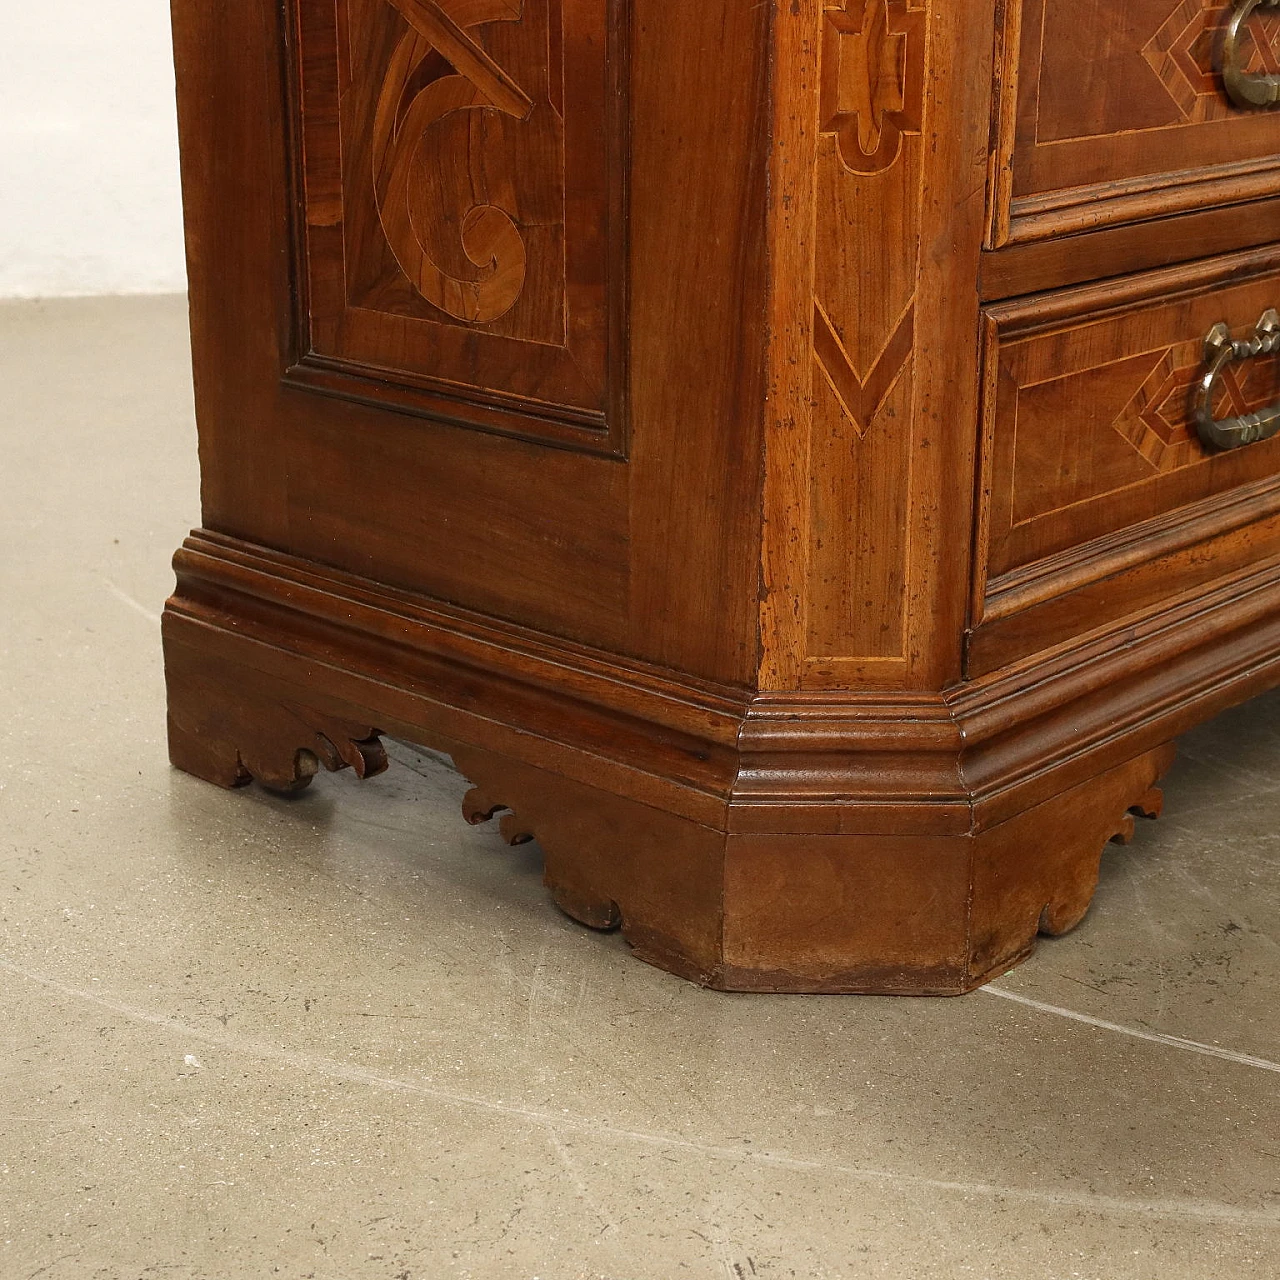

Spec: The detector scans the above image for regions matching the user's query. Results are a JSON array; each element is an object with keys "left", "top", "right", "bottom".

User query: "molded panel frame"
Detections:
[{"left": 282, "top": 0, "right": 631, "bottom": 457}]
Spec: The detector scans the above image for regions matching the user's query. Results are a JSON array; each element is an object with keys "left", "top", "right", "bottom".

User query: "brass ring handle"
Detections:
[
  {"left": 1195, "top": 309, "right": 1280, "bottom": 451},
  {"left": 1223, "top": 0, "right": 1280, "bottom": 109}
]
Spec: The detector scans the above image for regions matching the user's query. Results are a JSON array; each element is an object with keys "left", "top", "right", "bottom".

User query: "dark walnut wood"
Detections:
[{"left": 164, "top": 0, "right": 1280, "bottom": 992}]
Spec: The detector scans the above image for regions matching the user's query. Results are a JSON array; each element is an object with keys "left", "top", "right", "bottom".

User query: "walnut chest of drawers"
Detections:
[{"left": 164, "top": 0, "right": 1280, "bottom": 992}]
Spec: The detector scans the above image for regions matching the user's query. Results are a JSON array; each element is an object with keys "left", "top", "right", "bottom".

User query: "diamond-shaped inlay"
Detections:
[
  {"left": 1113, "top": 339, "right": 1269, "bottom": 471},
  {"left": 1144, "top": 0, "right": 1280, "bottom": 122}
]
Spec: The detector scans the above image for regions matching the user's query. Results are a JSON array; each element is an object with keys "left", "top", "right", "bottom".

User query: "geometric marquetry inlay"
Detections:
[
  {"left": 1112, "top": 346, "right": 1215, "bottom": 472},
  {"left": 1114, "top": 341, "right": 1267, "bottom": 472},
  {"left": 1144, "top": 0, "right": 1280, "bottom": 124},
  {"left": 813, "top": 302, "right": 915, "bottom": 438}
]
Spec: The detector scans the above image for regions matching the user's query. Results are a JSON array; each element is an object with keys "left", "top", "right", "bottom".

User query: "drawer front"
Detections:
[
  {"left": 970, "top": 247, "right": 1280, "bottom": 674},
  {"left": 993, "top": 0, "right": 1280, "bottom": 246}
]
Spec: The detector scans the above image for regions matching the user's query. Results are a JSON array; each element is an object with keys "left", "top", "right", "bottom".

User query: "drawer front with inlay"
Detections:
[
  {"left": 970, "top": 246, "right": 1280, "bottom": 674},
  {"left": 993, "top": 0, "right": 1280, "bottom": 248}
]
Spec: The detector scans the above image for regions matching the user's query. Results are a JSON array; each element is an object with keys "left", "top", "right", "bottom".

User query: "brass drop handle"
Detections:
[
  {"left": 1195, "top": 310, "right": 1280, "bottom": 451},
  {"left": 1223, "top": 0, "right": 1280, "bottom": 109}
]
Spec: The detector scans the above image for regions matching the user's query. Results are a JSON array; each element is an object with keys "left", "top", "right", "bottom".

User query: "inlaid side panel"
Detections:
[
  {"left": 992, "top": 0, "right": 1280, "bottom": 245},
  {"left": 288, "top": 0, "right": 628, "bottom": 453},
  {"left": 805, "top": 0, "right": 926, "bottom": 672},
  {"left": 763, "top": 0, "right": 993, "bottom": 689}
]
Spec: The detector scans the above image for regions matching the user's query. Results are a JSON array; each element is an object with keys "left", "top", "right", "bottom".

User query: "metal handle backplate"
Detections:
[
  {"left": 1195, "top": 309, "right": 1280, "bottom": 451},
  {"left": 1223, "top": 0, "right": 1280, "bottom": 109}
]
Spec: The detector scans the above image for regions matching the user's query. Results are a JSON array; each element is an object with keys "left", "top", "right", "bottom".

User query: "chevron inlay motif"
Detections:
[{"left": 813, "top": 303, "right": 914, "bottom": 438}]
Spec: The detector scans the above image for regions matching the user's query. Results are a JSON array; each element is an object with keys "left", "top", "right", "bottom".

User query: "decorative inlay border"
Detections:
[
  {"left": 283, "top": 0, "right": 631, "bottom": 456},
  {"left": 803, "top": 0, "right": 926, "bottom": 670}
]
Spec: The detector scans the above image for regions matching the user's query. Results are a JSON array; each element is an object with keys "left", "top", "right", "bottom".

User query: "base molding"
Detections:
[{"left": 163, "top": 529, "right": 1280, "bottom": 993}]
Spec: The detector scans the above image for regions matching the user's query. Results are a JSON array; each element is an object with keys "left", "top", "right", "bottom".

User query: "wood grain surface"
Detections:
[{"left": 165, "top": 0, "right": 1280, "bottom": 992}]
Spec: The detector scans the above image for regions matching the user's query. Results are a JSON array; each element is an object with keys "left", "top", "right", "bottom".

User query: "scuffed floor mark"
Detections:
[
  {"left": 542, "top": 1122, "right": 620, "bottom": 1240},
  {"left": 981, "top": 984, "right": 1280, "bottom": 1074},
  {"left": 3, "top": 956, "right": 1278, "bottom": 1231},
  {"left": 101, "top": 578, "right": 162, "bottom": 626}
]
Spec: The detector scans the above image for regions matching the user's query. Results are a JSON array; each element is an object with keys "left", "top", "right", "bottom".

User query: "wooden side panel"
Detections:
[
  {"left": 174, "top": 0, "right": 770, "bottom": 684},
  {"left": 623, "top": 0, "right": 772, "bottom": 683},
  {"left": 171, "top": 0, "right": 297, "bottom": 553},
  {"left": 174, "top": 0, "right": 631, "bottom": 646},
  {"left": 287, "top": 404, "right": 633, "bottom": 632},
  {"left": 760, "top": 0, "right": 995, "bottom": 690}
]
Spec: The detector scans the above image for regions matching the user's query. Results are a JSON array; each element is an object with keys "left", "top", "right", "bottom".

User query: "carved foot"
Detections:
[
  {"left": 462, "top": 787, "right": 505, "bottom": 827},
  {"left": 462, "top": 788, "right": 534, "bottom": 845},
  {"left": 1106, "top": 785, "right": 1165, "bottom": 846},
  {"left": 549, "top": 883, "right": 622, "bottom": 931},
  {"left": 1129, "top": 785, "right": 1165, "bottom": 821},
  {"left": 165, "top": 642, "right": 387, "bottom": 793},
  {"left": 1038, "top": 889, "right": 1100, "bottom": 938},
  {"left": 1034, "top": 765, "right": 1172, "bottom": 939},
  {"left": 458, "top": 776, "right": 623, "bottom": 932}
]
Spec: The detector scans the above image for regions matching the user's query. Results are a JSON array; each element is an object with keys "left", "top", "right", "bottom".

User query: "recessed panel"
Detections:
[{"left": 289, "top": 0, "right": 628, "bottom": 452}]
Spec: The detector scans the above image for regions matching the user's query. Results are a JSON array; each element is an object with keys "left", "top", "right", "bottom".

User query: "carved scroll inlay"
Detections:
[
  {"left": 374, "top": 0, "right": 535, "bottom": 323},
  {"left": 1144, "top": 0, "right": 1280, "bottom": 123},
  {"left": 820, "top": 0, "right": 926, "bottom": 175}
]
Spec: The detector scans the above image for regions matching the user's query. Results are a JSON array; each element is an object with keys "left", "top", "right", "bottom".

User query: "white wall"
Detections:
[{"left": 0, "top": 2, "right": 188, "bottom": 297}]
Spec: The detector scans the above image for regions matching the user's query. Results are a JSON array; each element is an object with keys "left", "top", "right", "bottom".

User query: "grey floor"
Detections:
[{"left": 2, "top": 295, "right": 1278, "bottom": 1280}]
